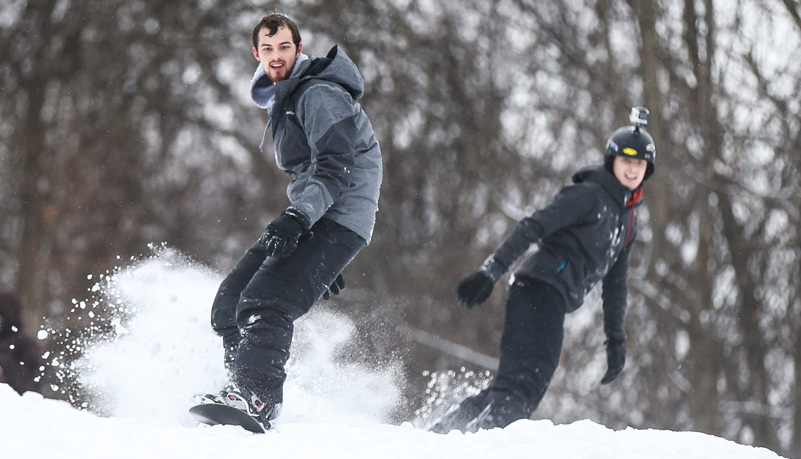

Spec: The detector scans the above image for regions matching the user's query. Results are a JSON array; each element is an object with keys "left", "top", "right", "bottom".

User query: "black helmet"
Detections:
[{"left": 605, "top": 107, "right": 656, "bottom": 182}]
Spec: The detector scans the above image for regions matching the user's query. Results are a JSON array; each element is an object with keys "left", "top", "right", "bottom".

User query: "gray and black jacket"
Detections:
[
  {"left": 483, "top": 165, "right": 641, "bottom": 341},
  {"left": 250, "top": 46, "right": 382, "bottom": 243}
]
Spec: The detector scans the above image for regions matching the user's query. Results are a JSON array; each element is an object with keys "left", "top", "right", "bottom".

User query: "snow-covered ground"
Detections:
[{"left": 0, "top": 250, "right": 787, "bottom": 458}]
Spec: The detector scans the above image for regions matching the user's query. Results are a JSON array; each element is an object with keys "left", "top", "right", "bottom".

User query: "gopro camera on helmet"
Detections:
[{"left": 629, "top": 106, "right": 649, "bottom": 128}]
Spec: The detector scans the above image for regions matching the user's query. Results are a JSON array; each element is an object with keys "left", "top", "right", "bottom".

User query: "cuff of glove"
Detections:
[
  {"left": 479, "top": 256, "right": 508, "bottom": 284},
  {"left": 283, "top": 206, "right": 312, "bottom": 232}
]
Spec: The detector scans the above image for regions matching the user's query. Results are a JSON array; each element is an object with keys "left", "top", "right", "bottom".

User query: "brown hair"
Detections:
[{"left": 252, "top": 13, "right": 302, "bottom": 49}]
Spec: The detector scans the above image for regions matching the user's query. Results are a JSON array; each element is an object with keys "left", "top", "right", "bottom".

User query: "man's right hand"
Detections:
[
  {"left": 259, "top": 207, "right": 311, "bottom": 258},
  {"left": 456, "top": 270, "right": 495, "bottom": 308}
]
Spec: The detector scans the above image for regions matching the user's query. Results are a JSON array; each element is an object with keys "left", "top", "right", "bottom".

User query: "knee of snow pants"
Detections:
[
  {"left": 211, "top": 242, "right": 267, "bottom": 337},
  {"left": 210, "top": 242, "right": 268, "bottom": 369}
]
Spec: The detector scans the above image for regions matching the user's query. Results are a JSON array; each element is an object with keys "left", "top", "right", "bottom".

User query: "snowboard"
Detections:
[{"left": 189, "top": 403, "right": 267, "bottom": 433}]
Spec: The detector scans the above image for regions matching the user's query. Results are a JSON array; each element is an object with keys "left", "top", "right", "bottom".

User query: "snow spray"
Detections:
[{"left": 42, "top": 245, "right": 403, "bottom": 427}]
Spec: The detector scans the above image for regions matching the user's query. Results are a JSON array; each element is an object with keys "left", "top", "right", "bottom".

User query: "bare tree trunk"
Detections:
[
  {"left": 14, "top": 0, "right": 59, "bottom": 335},
  {"left": 794, "top": 323, "right": 801, "bottom": 454},
  {"left": 632, "top": 0, "right": 669, "bottom": 273},
  {"left": 718, "top": 193, "right": 782, "bottom": 452}
]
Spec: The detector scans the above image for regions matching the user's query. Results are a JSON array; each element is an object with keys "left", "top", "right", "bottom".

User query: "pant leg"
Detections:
[
  {"left": 484, "top": 276, "right": 566, "bottom": 427},
  {"left": 210, "top": 242, "right": 268, "bottom": 369},
  {"left": 232, "top": 218, "right": 365, "bottom": 405}
]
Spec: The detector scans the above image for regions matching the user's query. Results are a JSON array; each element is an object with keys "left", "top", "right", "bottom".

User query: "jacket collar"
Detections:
[
  {"left": 572, "top": 165, "right": 642, "bottom": 210},
  {"left": 249, "top": 53, "right": 310, "bottom": 111}
]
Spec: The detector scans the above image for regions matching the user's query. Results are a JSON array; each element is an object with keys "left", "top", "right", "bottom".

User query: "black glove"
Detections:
[
  {"left": 456, "top": 270, "right": 495, "bottom": 308},
  {"left": 456, "top": 256, "right": 506, "bottom": 309},
  {"left": 600, "top": 339, "right": 626, "bottom": 384},
  {"left": 322, "top": 273, "right": 346, "bottom": 300},
  {"left": 259, "top": 207, "right": 311, "bottom": 258}
]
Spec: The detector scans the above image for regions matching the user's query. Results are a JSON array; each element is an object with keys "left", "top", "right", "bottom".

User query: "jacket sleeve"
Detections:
[
  {"left": 601, "top": 238, "right": 633, "bottom": 343},
  {"left": 487, "top": 185, "right": 597, "bottom": 280},
  {"left": 292, "top": 82, "right": 356, "bottom": 225}
]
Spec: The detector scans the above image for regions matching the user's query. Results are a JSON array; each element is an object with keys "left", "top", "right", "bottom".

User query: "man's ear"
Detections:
[
  {"left": 252, "top": 47, "right": 260, "bottom": 61},
  {"left": 296, "top": 42, "right": 302, "bottom": 57}
]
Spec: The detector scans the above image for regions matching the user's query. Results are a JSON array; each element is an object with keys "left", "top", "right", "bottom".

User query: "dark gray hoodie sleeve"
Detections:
[
  {"left": 485, "top": 185, "right": 596, "bottom": 281},
  {"left": 601, "top": 234, "right": 633, "bottom": 343}
]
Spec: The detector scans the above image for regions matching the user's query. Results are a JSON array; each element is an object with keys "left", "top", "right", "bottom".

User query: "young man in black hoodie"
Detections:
[
  {"left": 431, "top": 108, "right": 656, "bottom": 433},
  {"left": 200, "top": 14, "right": 382, "bottom": 430}
]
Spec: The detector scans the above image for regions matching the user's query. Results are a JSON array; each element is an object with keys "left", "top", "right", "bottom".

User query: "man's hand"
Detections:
[
  {"left": 322, "top": 273, "right": 346, "bottom": 300},
  {"left": 601, "top": 340, "right": 626, "bottom": 384},
  {"left": 456, "top": 270, "right": 495, "bottom": 308},
  {"left": 259, "top": 207, "right": 311, "bottom": 258}
]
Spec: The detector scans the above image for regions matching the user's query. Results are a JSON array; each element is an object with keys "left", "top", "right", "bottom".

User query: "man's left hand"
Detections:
[
  {"left": 601, "top": 340, "right": 626, "bottom": 384},
  {"left": 322, "top": 273, "right": 346, "bottom": 300}
]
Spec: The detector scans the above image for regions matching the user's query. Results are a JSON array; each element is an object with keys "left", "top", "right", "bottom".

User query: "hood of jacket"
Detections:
[
  {"left": 250, "top": 45, "right": 363, "bottom": 111},
  {"left": 571, "top": 164, "right": 642, "bottom": 209},
  {"left": 250, "top": 53, "right": 309, "bottom": 110}
]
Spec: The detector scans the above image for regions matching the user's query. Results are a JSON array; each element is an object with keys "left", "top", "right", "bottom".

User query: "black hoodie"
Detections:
[{"left": 491, "top": 165, "right": 641, "bottom": 340}]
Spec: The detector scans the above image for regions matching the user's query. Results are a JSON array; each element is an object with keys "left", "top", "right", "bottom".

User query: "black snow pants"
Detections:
[
  {"left": 432, "top": 276, "right": 566, "bottom": 433},
  {"left": 489, "top": 276, "right": 566, "bottom": 421},
  {"left": 210, "top": 217, "right": 366, "bottom": 406}
]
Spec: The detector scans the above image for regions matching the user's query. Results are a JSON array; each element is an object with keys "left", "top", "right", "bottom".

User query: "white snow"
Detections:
[{"left": 0, "top": 250, "right": 787, "bottom": 459}]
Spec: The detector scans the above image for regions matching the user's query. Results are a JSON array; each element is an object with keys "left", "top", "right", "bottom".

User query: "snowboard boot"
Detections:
[
  {"left": 429, "top": 391, "right": 490, "bottom": 434},
  {"left": 199, "top": 389, "right": 228, "bottom": 405},
  {"left": 469, "top": 401, "right": 521, "bottom": 432},
  {"left": 202, "top": 385, "right": 282, "bottom": 430}
]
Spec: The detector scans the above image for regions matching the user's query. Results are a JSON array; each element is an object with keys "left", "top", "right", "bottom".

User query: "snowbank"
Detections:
[{"left": 2, "top": 249, "right": 785, "bottom": 459}]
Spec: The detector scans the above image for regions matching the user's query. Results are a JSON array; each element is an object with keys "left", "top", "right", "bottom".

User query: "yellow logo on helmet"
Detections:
[{"left": 622, "top": 147, "right": 638, "bottom": 156}]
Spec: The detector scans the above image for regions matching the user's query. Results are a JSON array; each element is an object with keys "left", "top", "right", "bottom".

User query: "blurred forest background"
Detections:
[{"left": 1, "top": 0, "right": 800, "bottom": 456}]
